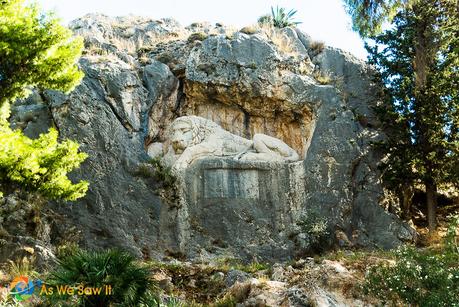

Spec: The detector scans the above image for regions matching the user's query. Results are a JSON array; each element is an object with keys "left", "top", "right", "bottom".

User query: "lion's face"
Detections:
[{"left": 170, "top": 120, "right": 194, "bottom": 154}]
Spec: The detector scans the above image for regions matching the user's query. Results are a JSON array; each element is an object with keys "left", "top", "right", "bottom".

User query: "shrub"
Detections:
[
  {"left": 297, "top": 211, "right": 330, "bottom": 251},
  {"left": 187, "top": 32, "right": 208, "bottom": 43},
  {"left": 46, "top": 249, "right": 158, "bottom": 306},
  {"left": 270, "top": 6, "right": 301, "bottom": 29},
  {"left": 364, "top": 215, "right": 459, "bottom": 306},
  {"left": 257, "top": 15, "right": 273, "bottom": 26},
  {"left": 149, "top": 157, "right": 176, "bottom": 189},
  {"left": 309, "top": 40, "right": 325, "bottom": 55}
]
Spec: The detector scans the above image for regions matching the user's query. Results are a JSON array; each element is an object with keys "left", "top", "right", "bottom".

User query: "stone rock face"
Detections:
[
  {"left": 8, "top": 14, "right": 415, "bottom": 260},
  {"left": 179, "top": 159, "right": 305, "bottom": 260}
]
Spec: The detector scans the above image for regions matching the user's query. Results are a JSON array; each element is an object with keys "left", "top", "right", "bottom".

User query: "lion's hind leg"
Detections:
[{"left": 252, "top": 133, "right": 300, "bottom": 162}]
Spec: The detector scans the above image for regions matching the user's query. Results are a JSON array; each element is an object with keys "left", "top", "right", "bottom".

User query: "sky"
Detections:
[{"left": 34, "top": 0, "right": 367, "bottom": 59}]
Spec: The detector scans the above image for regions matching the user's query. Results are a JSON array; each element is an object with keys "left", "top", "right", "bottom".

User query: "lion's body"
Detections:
[{"left": 166, "top": 116, "right": 300, "bottom": 170}]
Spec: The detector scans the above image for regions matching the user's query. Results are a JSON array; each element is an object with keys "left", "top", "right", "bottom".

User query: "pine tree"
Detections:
[
  {"left": 366, "top": 0, "right": 459, "bottom": 230},
  {"left": 0, "top": 0, "right": 88, "bottom": 200},
  {"left": 0, "top": 0, "right": 83, "bottom": 116}
]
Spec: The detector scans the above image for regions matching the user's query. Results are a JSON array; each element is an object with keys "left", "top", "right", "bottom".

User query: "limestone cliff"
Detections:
[{"left": 10, "top": 14, "right": 415, "bottom": 261}]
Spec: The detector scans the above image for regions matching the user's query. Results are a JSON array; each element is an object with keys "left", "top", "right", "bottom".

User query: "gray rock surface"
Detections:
[
  {"left": 7, "top": 14, "right": 415, "bottom": 261},
  {"left": 225, "top": 270, "right": 251, "bottom": 287}
]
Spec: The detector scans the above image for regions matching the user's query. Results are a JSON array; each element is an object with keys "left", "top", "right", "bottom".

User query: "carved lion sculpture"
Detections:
[{"left": 165, "top": 115, "right": 300, "bottom": 170}]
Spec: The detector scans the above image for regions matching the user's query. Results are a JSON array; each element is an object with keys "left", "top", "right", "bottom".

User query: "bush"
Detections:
[
  {"left": 46, "top": 249, "right": 158, "bottom": 306},
  {"left": 297, "top": 211, "right": 330, "bottom": 251},
  {"left": 0, "top": 0, "right": 87, "bottom": 202},
  {"left": 309, "top": 40, "right": 325, "bottom": 56},
  {"left": 149, "top": 157, "right": 176, "bottom": 188},
  {"left": 364, "top": 216, "right": 459, "bottom": 306},
  {"left": 257, "top": 15, "right": 273, "bottom": 26},
  {"left": 187, "top": 32, "right": 208, "bottom": 43}
]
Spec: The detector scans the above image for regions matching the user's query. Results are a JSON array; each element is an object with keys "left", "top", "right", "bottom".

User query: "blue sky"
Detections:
[{"left": 35, "top": 0, "right": 367, "bottom": 59}]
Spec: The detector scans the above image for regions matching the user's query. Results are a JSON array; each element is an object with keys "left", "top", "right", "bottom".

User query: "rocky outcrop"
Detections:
[
  {"left": 8, "top": 14, "right": 415, "bottom": 261},
  {"left": 149, "top": 256, "right": 383, "bottom": 306}
]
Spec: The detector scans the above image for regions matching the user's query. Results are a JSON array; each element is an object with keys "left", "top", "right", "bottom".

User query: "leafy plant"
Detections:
[
  {"left": 270, "top": 6, "right": 302, "bottom": 28},
  {"left": 0, "top": 127, "right": 88, "bottom": 201},
  {"left": 365, "top": 1, "right": 459, "bottom": 230},
  {"left": 0, "top": 0, "right": 83, "bottom": 116},
  {"left": 0, "top": 0, "right": 87, "bottom": 201},
  {"left": 297, "top": 211, "right": 330, "bottom": 252},
  {"left": 46, "top": 249, "right": 158, "bottom": 306},
  {"left": 149, "top": 157, "right": 176, "bottom": 188},
  {"left": 364, "top": 216, "right": 459, "bottom": 306},
  {"left": 187, "top": 32, "right": 208, "bottom": 43}
]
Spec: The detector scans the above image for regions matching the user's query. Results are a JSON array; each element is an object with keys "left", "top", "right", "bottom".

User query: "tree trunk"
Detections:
[
  {"left": 426, "top": 180, "right": 438, "bottom": 231},
  {"left": 401, "top": 184, "right": 414, "bottom": 221}
]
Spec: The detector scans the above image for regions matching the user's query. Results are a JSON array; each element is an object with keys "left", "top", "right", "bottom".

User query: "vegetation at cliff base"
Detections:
[
  {"left": 45, "top": 249, "right": 158, "bottom": 306},
  {"left": 365, "top": 216, "right": 459, "bottom": 306}
]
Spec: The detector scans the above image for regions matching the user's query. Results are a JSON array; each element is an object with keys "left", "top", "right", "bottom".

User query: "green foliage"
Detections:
[
  {"left": 56, "top": 242, "right": 81, "bottom": 259},
  {"left": 214, "top": 296, "right": 237, "bottom": 307},
  {"left": 364, "top": 216, "right": 459, "bottom": 306},
  {"left": 269, "top": 6, "right": 301, "bottom": 28},
  {"left": 46, "top": 249, "right": 158, "bottom": 306},
  {"left": 257, "top": 14, "right": 272, "bottom": 26},
  {"left": 0, "top": 126, "right": 88, "bottom": 201},
  {"left": 213, "top": 257, "right": 270, "bottom": 274},
  {"left": 0, "top": 0, "right": 87, "bottom": 202},
  {"left": 0, "top": 0, "right": 84, "bottom": 112},
  {"left": 297, "top": 211, "right": 330, "bottom": 251},
  {"left": 366, "top": 0, "right": 459, "bottom": 227},
  {"left": 343, "top": 0, "right": 412, "bottom": 37},
  {"left": 149, "top": 157, "right": 176, "bottom": 188},
  {"left": 187, "top": 32, "right": 208, "bottom": 43}
]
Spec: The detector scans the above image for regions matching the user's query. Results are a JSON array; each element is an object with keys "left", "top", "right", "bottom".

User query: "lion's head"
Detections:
[{"left": 169, "top": 116, "right": 221, "bottom": 154}]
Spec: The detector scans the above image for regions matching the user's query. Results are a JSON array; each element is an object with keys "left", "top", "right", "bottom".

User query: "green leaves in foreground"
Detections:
[
  {"left": 365, "top": 216, "right": 459, "bottom": 306},
  {"left": 47, "top": 249, "right": 157, "bottom": 306},
  {"left": 0, "top": 125, "right": 88, "bottom": 201}
]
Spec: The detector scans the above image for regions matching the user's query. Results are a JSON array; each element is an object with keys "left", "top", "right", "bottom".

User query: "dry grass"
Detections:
[
  {"left": 310, "top": 40, "right": 325, "bottom": 55},
  {"left": 187, "top": 32, "right": 208, "bottom": 43},
  {"left": 239, "top": 25, "right": 258, "bottom": 35},
  {"left": 314, "top": 70, "right": 333, "bottom": 85},
  {"left": 109, "top": 30, "right": 188, "bottom": 55},
  {"left": 110, "top": 36, "right": 144, "bottom": 54},
  {"left": 255, "top": 23, "right": 297, "bottom": 56},
  {"left": 5, "top": 257, "right": 39, "bottom": 279}
]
